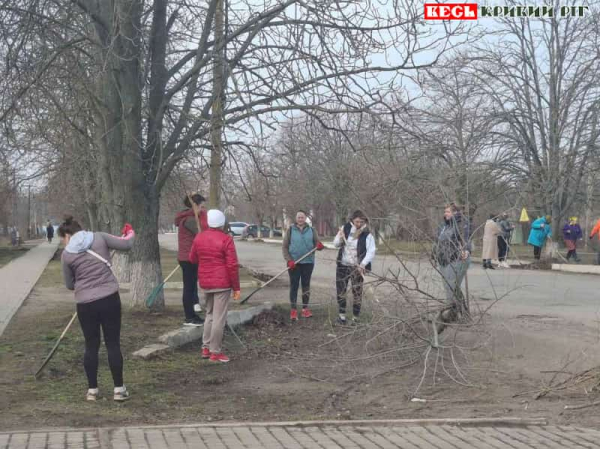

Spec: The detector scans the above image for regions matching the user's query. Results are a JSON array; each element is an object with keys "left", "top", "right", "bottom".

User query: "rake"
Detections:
[
  {"left": 34, "top": 312, "right": 78, "bottom": 379},
  {"left": 240, "top": 247, "right": 319, "bottom": 305},
  {"left": 145, "top": 264, "right": 181, "bottom": 308}
]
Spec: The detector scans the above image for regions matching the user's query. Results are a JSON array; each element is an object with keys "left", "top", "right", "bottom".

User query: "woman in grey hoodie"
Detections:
[{"left": 59, "top": 216, "right": 135, "bottom": 402}]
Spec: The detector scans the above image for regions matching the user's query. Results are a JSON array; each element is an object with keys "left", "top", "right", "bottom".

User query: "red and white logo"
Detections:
[{"left": 424, "top": 3, "right": 478, "bottom": 20}]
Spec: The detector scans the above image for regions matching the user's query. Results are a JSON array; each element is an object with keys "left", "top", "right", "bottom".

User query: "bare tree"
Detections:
[
  {"left": 0, "top": 0, "right": 470, "bottom": 307},
  {"left": 472, "top": 2, "right": 600, "bottom": 227}
]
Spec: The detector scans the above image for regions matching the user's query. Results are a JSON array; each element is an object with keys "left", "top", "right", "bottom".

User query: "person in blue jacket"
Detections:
[{"left": 528, "top": 215, "right": 552, "bottom": 260}]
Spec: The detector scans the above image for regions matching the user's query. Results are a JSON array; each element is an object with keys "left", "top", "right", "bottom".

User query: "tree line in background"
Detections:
[
  {"left": 1, "top": 0, "right": 599, "bottom": 308},
  {"left": 235, "top": 6, "right": 600, "bottom": 240}
]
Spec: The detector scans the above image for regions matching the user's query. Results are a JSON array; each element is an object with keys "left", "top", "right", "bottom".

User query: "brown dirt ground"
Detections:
[{"left": 3, "top": 276, "right": 600, "bottom": 432}]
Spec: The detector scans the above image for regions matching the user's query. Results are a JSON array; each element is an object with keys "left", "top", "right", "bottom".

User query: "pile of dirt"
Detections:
[{"left": 250, "top": 309, "right": 287, "bottom": 327}]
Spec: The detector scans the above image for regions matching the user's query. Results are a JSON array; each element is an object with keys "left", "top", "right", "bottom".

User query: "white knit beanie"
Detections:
[{"left": 207, "top": 209, "right": 226, "bottom": 228}]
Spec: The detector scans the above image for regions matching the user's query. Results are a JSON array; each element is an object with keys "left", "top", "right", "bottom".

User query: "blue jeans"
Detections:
[{"left": 440, "top": 258, "right": 469, "bottom": 309}]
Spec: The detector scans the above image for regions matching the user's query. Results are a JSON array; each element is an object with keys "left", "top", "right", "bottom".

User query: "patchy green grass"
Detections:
[
  {"left": 0, "top": 298, "right": 338, "bottom": 430},
  {"left": 0, "top": 301, "right": 202, "bottom": 429},
  {"left": 0, "top": 246, "right": 30, "bottom": 269},
  {"left": 0, "top": 236, "right": 36, "bottom": 268}
]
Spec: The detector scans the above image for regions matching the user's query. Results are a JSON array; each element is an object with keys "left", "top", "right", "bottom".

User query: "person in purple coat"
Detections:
[{"left": 563, "top": 217, "right": 583, "bottom": 262}]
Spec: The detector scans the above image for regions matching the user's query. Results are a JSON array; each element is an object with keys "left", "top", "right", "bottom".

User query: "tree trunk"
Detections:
[
  {"left": 209, "top": 0, "right": 225, "bottom": 209},
  {"left": 129, "top": 183, "right": 164, "bottom": 309}
]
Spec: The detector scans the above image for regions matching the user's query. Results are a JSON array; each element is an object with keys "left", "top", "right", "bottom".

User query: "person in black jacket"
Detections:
[
  {"left": 432, "top": 204, "right": 471, "bottom": 327},
  {"left": 46, "top": 221, "right": 54, "bottom": 243},
  {"left": 333, "top": 210, "right": 376, "bottom": 325}
]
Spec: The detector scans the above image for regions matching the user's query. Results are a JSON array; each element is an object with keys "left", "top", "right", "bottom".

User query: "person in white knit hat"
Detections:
[{"left": 189, "top": 209, "right": 241, "bottom": 363}]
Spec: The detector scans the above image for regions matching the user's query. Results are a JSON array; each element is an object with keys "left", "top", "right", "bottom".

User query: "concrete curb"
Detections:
[
  {"left": 133, "top": 303, "right": 273, "bottom": 359},
  {"left": 552, "top": 263, "right": 600, "bottom": 275},
  {"left": 0, "top": 417, "right": 550, "bottom": 434}
]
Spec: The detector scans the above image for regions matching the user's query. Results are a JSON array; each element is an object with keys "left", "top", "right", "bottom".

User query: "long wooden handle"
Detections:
[
  {"left": 186, "top": 193, "right": 202, "bottom": 233},
  {"left": 34, "top": 312, "right": 78, "bottom": 379},
  {"left": 240, "top": 247, "right": 319, "bottom": 304},
  {"left": 163, "top": 265, "right": 181, "bottom": 284}
]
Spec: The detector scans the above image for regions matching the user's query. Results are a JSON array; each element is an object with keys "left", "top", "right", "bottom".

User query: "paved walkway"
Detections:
[
  {"left": 0, "top": 240, "right": 58, "bottom": 336},
  {"left": 2, "top": 422, "right": 600, "bottom": 448}
]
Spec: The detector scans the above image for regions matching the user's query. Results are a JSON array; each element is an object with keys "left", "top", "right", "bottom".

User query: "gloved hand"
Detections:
[
  {"left": 316, "top": 242, "right": 325, "bottom": 251},
  {"left": 233, "top": 290, "right": 241, "bottom": 301},
  {"left": 121, "top": 223, "right": 134, "bottom": 236},
  {"left": 287, "top": 260, "right": 296, "bottom": 270}
]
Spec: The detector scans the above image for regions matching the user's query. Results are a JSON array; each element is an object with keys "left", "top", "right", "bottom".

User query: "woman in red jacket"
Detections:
[{"left": 189, "top": 209, "right": 241, "bottom": 363}]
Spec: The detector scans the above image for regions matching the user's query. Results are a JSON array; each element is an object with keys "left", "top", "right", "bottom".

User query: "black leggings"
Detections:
[
  {"left": 179, "top": 261, "right": 199, "bottom": 320},
  {"left": 336, "top": 264, "right": 364, "bottom": 316},
  {"left": 533, "top": 245, "right": 542, "bottom": 260},
  {"left": 288, "top": 263, "right": 314, "bottom": 308},
  {"left": 77, "top": 292, "right": 123, "bottom": 389}
]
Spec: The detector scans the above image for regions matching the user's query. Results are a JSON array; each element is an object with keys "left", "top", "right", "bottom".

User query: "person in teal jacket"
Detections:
[
  {"left": 282, "top": 210, "right": 325, "bottom": 321},
  {"left": 528, "top": 215, "right": 552, "bottom": 260}
]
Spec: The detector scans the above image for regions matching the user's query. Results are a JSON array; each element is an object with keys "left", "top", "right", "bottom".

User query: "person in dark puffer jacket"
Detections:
[
  {"left": 189, "top": 209, "right": 240, "bottom": 363},
  {"left": 174, "top": 193, "right": 208, "bottom": 326},
  {"left": 59, "top": 215, "right": 135, "bottom": 402},
  {"left": 432, "top": 204, "right": 471, "bottom": 328}
]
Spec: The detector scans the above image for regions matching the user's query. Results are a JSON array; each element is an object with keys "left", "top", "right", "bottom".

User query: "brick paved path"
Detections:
[
  {"left": 0, "top": 240, "right": 58, "bottom": 337},
  {"left": 2, "top": 423, "right": 600, "bottom": 448}
]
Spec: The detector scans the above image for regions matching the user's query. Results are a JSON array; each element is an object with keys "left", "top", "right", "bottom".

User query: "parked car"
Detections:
[
  {"left": 229, "top": 222, "right": 249, "bottom": 236},
  {"left": 273, "top": 227, "right": 283, "bottom": 237},
  {"left": 245, "top": 224, "right": 271, "bottom": 238}
]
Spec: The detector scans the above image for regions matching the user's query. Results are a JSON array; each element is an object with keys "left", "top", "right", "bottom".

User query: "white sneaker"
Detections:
[
  {"left": 501, "top": 262, "right": 510, "bottom": 268},
  {"left": 86, "top": 389, "right": 99, "bottom": 401},
  {"left": 114, "top": 386, "right": 131, "bottom": 402}
]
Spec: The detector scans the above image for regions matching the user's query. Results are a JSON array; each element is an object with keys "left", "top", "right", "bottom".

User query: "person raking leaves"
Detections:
[
  {"left": 59, "top": 216, "right": 135, "bottom": 402},
  {"left": 282, "top": 210, "right": 325, "bottom": 321}
]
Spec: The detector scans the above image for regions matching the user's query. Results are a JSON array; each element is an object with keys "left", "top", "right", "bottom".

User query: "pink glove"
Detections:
[
  {"left": 316, "top": 242, "right": 325, "bottom": 251},
  {"left": 121, "top": 223, "right": 133, "bottom": 235},
  {"left": 287, "top": 260, "right": 296, "bottom": 270}
]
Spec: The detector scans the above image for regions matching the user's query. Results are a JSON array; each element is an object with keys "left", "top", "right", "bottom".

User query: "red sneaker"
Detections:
[
  {"left": 201, "top": 347, "right": 211, "bottom": 359},
  {"left": 210, "top": 353, "right": 230, "bottom": 363},
  {"left": 290, "top": 309, "right": 298, "bottom": 321},
  {"left": 301, "top": 308, "right": 313, "bottom": 318}
]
